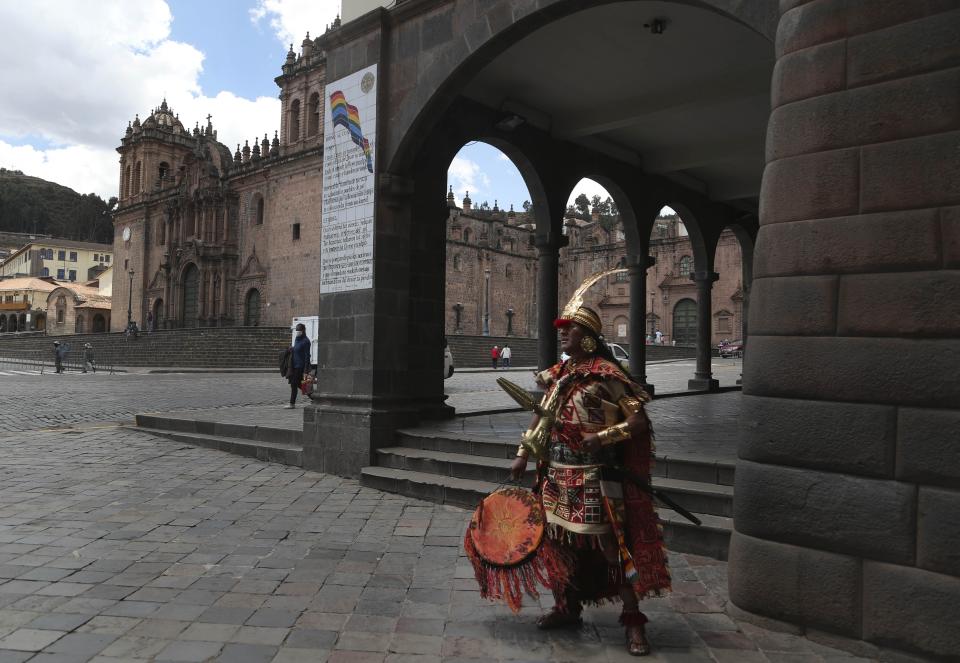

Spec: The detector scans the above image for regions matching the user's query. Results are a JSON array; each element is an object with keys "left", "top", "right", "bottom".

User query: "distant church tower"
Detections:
[{"left": 275, "top": 32, "right": 327, "bottom": 155}]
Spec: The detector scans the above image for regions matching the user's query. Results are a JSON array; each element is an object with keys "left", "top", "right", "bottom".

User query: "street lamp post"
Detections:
[{"left": 127, "top": 268, "right": 135, "bottom": 330}]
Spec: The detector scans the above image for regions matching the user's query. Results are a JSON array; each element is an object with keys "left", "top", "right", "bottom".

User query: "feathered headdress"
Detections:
[{"left": 554, "top": 267, "right": 627, "bottom": 336}]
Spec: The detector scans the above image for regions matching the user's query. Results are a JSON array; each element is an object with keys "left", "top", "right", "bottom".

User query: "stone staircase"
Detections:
[
  {"left": 133, "top": 412, "right": 303, "bottom": 466},
  {"left": 0, "top": 327, "right": 289, "bottom": 368},
  {"left": 360, "top": 427, "right": 735, "bottom": 560}
]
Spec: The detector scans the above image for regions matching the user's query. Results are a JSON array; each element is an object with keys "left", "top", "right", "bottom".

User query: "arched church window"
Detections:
[
  {"left": 124, "top": 165, "right": 131, "bottom": 198},
  {"left": 289, "top": 99, "right": 301, "bottom": 143},
  {"left": 308, "top": 93, "right": 320, "bottom": 137},
  {"left": 463, "top": 228, "right": 471, "bottom": 243},
  {"left": 158, "top": 161, "right": 170, "bottom": 182},
  {"left": 679, "top": 255, "right": 693, "bottom": 276}
]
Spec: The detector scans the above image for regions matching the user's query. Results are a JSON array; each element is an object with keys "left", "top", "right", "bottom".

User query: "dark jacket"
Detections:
[{"left": 291, "top": 334, "right": 311, "bottom": 370}]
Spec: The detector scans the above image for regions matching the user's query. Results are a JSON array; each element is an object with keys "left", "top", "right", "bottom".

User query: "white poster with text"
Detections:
[{"left": 320, "top": 63, "right": 377, "bottom": 293}]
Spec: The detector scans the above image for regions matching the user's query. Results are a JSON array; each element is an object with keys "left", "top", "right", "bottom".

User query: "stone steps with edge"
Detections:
[
  {"left": 131, "top": 426, "right": 303, "bottom": 467},
  {"left": 359, "top": 466, "right": 732, "bottom": 560},
  {"left": 375, "top": 446, "right": 733, "bottom": 517},
  {"left": 135, "top": 413, "right": 300, "bottom": 446},
  {"left": 395, "top": 429, "right": 736, "bottom": 486}
]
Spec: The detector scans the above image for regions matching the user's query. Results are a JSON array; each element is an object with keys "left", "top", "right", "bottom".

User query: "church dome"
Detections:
[{"left": 148, "top": 99, "right": 184, "bottom": 134}]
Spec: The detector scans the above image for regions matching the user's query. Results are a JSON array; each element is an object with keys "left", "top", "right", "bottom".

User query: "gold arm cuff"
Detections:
[
  {"left": 597, "top": 421, "right": 631, "bottom": 445},
  {"left": 618, "top": 395, "right": 644, "bottom": 417},
  {"left": 516, "top": 445, "right": 529, "bottom": 458}
]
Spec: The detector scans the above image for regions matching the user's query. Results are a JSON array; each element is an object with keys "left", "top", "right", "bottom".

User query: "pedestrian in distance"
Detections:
[
  {"left": 53, "top": 341, "right": 67, "bottom": 374},
  {"left": 82, "top": 343, "right": 95, "bottom": 373},
  {"left": 500, "top": 344, "right": 511, "bottom": 368},
  {"left": 491, "top": 345, "right": 500, "bottom": 370},
  {"left": 654, "top": 328, "right": 663, "bottom": 344},
  {"left": 285, "top": 323, "right": 311, "bottom": 409},
  {"left": 146, "top": 311, "right": 154, "bottom": 334}
]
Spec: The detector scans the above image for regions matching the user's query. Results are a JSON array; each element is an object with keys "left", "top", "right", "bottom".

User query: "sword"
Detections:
[{"left": 605, "top": 467, "right": 703, "bottom": 527}]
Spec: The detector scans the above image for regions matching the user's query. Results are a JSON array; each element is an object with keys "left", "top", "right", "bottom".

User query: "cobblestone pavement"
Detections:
[
  {"left": 0, "top": 374, "right": 283, "bottom": 434},
  {"left": 0, "top": 426, "right": 876, "bottom": 663}
]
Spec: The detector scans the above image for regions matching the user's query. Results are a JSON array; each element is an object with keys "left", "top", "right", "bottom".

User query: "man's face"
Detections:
[{"left": 558, "top": 323, "right": 587, "bottom": 353}]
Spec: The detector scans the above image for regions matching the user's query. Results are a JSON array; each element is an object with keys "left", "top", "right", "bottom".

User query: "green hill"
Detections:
[{"left": 0, "top": 168, "right": 115, "bottom": 244}]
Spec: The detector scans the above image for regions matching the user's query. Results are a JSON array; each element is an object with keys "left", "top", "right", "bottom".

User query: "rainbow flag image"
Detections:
[{"left": 330, "top": 90, "right": 374, "bottom": 173}]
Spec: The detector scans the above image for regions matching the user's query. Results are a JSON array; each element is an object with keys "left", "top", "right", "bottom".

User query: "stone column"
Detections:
[
  {"left": 535, "top": 236, "right": 561, "bottom": 371},
  {"left": 628, "top": 256, "right": 655, "bottom": 395},
  {"left": 688, "top": 270, "right": 719, "bottom": 391},
  {"left": 729, "top": 3, "right": 960, "bottom": 660}
]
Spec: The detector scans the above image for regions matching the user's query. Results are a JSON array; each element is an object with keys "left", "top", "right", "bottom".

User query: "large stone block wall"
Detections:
[{"left": 731, "top": 3, "right": 960, "bottom": 659}]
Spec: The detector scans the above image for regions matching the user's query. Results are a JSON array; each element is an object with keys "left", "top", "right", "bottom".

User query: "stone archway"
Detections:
[
  {"left": 92, "top": 314, "right": 107, "bottom": 333},
  {"left": 152, "top": 298, "right": 163, "bottom": 331}
]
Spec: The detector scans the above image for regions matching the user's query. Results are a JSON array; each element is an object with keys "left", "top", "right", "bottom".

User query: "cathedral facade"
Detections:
[{"left": 113, "top": 37, "right": 744, "bottom": 345}]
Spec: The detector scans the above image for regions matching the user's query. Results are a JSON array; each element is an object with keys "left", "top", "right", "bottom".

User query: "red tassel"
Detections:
[{"left": 464, "top": 529, "right": 575, "bottom": 613}]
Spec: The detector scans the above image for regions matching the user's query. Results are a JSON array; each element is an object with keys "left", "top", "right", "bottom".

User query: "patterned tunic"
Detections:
[{"left": 535, "top": 357, "right": 671, "bottom": 600}]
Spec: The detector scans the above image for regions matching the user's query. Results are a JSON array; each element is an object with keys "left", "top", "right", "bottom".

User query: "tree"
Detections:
[{"left": 574, "top": 193, "right": 591, "bottom": 220}]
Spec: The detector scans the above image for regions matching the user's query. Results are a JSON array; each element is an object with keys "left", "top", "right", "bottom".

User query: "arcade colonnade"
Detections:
[{"left": 305, "top": 1, "right": 960, "bottom": 659}]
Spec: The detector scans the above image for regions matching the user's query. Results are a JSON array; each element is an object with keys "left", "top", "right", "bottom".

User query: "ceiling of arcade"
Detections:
[{"left": 460, "top": 1, "right": 774, "bottom": 209}]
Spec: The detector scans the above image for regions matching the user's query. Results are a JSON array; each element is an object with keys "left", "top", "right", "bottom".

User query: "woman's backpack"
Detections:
[{"left": 279, "top": 348, "right": 292, "bottom": 376}]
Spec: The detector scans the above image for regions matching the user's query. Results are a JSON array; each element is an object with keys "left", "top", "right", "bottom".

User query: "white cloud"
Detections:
[
  {"left": 0, "top": 1, "right": 281, "bottom": 199},
  {"left": 448, "top": 156, "right": 491, "bottom": 207},
  {"left": 250, "top": 0, "right": 342, "bottom": 49}
]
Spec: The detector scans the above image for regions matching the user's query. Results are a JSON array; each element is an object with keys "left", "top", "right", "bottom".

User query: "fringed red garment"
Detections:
[{"left": 463, "top": 488, "right": 574, "bottom": 613}]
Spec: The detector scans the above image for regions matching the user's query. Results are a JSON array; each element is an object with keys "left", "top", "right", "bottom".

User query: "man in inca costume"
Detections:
[{"left": 510, "top": 304, "right": 671, "bottom": 656}]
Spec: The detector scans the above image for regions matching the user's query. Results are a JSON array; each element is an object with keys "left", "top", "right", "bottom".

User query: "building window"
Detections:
[
  {"left": 158, "top": 161, "right": 170, "bottom": 182},
  {"left": 615, "top": 270, "right": 628, "bottom": 282},
  {"left": 289, "top": 99, "right": 301, "bottom": 142},
  {"left": 69, "top": 251, "right": 77, "bottom": 262},
  {"left": 254, "top": 195, "right": 264, "bottom": 225},
  {"left": 308, "top": 93, "right": 320, "bottom": 137},
  {"left": 452, "top": 254, "right": 461, "bottom": 271},
  {"left": 104, "top": 255, "right": 110, "bottom": 263},
  {"left": 124, "top": 259, "right": 128, "bottom": 270},
  {"left": 679, "top": 255, "right": 693, "bottom": 276},
  {"left": 133, "top": 160, "right": 142, "bottom": 193},
  {"left": 292, "top": 223, "right": 301, "bottom": 240},
  {"left": 93, "top": 254, "right": 98, "bottom": 261},
  {"left": 505, "top": 264, "right": 513, "bottom": 279},
  {"left": 463, "top": 228, "right": 471, "bottom": 243},
  {"left": 58, "top": 250, "right": 66, "bottom": 261},
  {"left": 57, "top": 309, "right": 64, "bottom": 324},
  {"left": 40, "top": 267, "right": 49, "bottom": 277},
  {"left": 57, "top": 269, "right": 65, "bottom": 280},
  {"left": 75, "top": 315, "right": 84, "bottom": 333},
  {"left": 716, "top": 316, "right": 731, "bottom": 333},
  {"left": 68, "top": 270, "right": 76, "bottom": 281}
]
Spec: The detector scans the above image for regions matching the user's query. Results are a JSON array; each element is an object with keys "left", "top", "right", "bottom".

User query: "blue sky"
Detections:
[{"left": 0, "top": 0, "right": 605, "bottom": 209}]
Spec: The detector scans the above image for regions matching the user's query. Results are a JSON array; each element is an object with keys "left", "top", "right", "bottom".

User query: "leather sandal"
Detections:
[
  {"left": 535, "top": 608, "right": 583, "bottom": 630},
  {"left": 625, "top": 623, "right": 651, "bottom": 656}
]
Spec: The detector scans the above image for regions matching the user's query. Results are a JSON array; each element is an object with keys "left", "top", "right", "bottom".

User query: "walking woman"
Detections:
[{"left": 285, "top": 323, "right": 311, "bottom": 409}]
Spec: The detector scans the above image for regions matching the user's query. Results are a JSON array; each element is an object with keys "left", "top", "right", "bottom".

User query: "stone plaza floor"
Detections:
[{"left": 0, "top": 371, "right": 882, "bottom": 662}]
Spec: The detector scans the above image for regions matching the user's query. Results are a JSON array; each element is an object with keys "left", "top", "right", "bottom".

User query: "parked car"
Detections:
[
  {"left": 444, "top": 339, "right": 455, "bottom": 378},
  {"left": 719, "top": 340, "right": 744, "bottom": 358},
  {"left": 608, "top": 343, "right": 630, "bottom": 362}
]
